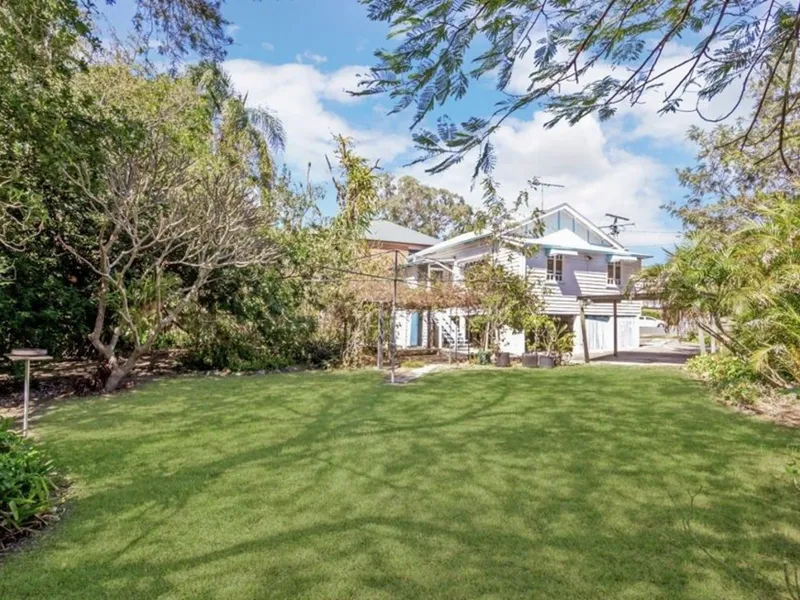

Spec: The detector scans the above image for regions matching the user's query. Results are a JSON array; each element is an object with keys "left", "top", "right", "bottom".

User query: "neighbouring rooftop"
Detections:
[{"left": 365, "top": 220, "right": 440, "bottom": 247}]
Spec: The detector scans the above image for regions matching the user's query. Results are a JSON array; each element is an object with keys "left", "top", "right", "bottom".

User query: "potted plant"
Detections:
[
  {"left": 522, "top": 314, "right": 548, "bottom": 368},
  {"left": 552, "top": 322, "right": 575, "bottom": 365},
  {"left": 538, "top": 320, "right": 575, "bottom": 367},
  {"left": 538, "top": 318, "right": 558, "bottom": 368}
]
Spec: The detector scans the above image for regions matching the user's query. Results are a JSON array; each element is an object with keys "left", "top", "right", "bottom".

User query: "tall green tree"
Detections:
[
  {"left": 375, "top": 174, "right": 473, "bottom": 239},
  {"left": 668, "top": 90, "right": 800, "bottom": 232},
  {"left": 0, "top": 0, "right": 235, "bottom": 248},
  {"left": 48, "top": 61, "right": 288, "bottom": 391},
  {"left": 358, "top": 0, "right": 800, "bottom": 175},
  {"left": 465, "top": 259, "right": 544, "bottom": 352}
]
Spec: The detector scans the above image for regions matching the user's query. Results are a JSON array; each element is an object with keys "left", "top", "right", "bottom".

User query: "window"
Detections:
[
  {"left": 607, "top": 262, "right": 621, "bottom": 286},
  {"left": 546, "top": 255, "right": 563, "bottom": 282}
]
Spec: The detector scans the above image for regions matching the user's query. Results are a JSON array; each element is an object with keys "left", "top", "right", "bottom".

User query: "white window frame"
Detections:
[
  {"left": 607, "top": 262, "right": 622, "bottom": 286},
  {"left": 546, "top": 254, "right": 563, "bottom": 282}
]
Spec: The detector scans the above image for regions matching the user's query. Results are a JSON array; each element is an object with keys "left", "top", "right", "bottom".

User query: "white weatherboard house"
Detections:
[{"left": 395, "top": 203, "right": 649, "bottom": 356}]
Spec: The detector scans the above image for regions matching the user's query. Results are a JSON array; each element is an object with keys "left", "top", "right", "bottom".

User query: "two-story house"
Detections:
[{"left": 396, "top": 203, "right": 649, "bottom": 356}]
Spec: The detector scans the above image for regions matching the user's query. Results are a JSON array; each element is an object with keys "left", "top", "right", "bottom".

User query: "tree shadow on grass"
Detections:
[{"left": 2, "top": 367, "right": 799, "bottom": 599}]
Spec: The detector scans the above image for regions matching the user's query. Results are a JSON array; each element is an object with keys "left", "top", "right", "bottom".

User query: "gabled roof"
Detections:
[
  {"left": 524, "top": 229, "right": 629, "bottom": 255},
  {"left": 552, "top": 202, "right": 625, "bottom": 249},
  {"left": 365, "top": 220, "right": 440, "bottom": 247},
  {"left": 408, "top": 202, "right": 626, "bottom": 262}
]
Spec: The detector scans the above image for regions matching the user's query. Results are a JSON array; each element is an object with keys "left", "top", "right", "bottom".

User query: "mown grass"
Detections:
[{"left": 1, "top": 366, "right": 799, "bottom": 599}]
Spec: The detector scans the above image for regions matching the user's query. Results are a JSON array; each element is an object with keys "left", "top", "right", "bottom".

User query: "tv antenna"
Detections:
[
  {"left": 601, "top": 213, "right": 635, "bottom": 238},
  {"left": 528, "top": 178, "right": 565, "bottom": 209}
]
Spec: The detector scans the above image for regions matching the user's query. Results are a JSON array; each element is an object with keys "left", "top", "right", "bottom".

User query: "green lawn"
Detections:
[{"left": 1, "top": 367, "right": 799, "bottom": 599}]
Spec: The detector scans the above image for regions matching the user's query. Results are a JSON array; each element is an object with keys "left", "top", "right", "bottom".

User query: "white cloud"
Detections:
[
  {"left": 323, "top": 65, "right": 368, "bottom": 103},
  {"left": 404, "top": 113, "right": 678, "bottom": 247},
  {"left": 224, "top": 58, "right": 683, "bottom": 248},
  {"left": 224, "top": 59, "right": 409, "bottom": 180},
  {"left": 225, "top": 24, "right": 241, "bottom": 38},
  {"left": 261, "top": 42, "right": 274, "bottom": 51},
  {"left": 295, "top": 50, "right": 328, "bottom": 65}
]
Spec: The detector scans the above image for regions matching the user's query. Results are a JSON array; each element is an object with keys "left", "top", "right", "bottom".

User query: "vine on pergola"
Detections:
[{"left": 320, "top": 249, "right": 483, "bottom": 367}]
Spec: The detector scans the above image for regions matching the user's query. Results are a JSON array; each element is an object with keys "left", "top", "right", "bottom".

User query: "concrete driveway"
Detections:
[{"left": 584, "top": 338, "right": 700, "bottom": 366}]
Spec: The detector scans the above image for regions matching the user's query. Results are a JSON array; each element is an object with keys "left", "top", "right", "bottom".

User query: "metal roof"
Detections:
[
  {"left": 522, "top": 229, "right": 623, "bottom": 254},
  {"left": 365, "top": 220, "right": 440, "bottom": 246}
]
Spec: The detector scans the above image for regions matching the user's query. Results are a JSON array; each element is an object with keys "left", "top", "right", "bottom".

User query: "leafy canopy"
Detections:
[
  {"left": 359, "top": 0, "right": 800, "bottom": 175},
  {"left": 375, "top": 174, "right": 474, "bottom": 239}
]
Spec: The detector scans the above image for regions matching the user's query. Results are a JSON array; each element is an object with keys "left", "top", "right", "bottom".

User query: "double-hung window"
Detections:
[
  {"left": 546, "top": 254, "right": 563, "bottom": 282},
  {"left": 607, "top": 262, "right": 621, "bottom": 286}
]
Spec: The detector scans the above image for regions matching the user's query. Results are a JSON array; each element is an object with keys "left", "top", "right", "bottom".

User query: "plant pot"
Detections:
[
  {"left": 521, "top": 353, "right": 539, "bottom": 368},
  {"left": 538, "top": 356, "right": 555, "bottom": 369},
  {"left": 495, "top": 352, "right": 511, "bottom": 367}
]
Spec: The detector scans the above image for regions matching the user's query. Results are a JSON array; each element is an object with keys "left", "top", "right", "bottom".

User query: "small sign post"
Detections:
[{"left": 5, "top": 349, "right": 52, "bottom": 437}]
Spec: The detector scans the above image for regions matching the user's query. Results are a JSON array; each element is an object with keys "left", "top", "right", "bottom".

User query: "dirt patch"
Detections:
[
  {"left": 735, "top": 394, "right": 800, "bottom": 428},
  {"left": 0, "top": 351, "right": 187, "bottom": 419}
]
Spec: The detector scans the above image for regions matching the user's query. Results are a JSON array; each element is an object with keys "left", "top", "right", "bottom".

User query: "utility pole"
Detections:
[{"left": 390, "top": 250, "right": 398, "bottom": 384}]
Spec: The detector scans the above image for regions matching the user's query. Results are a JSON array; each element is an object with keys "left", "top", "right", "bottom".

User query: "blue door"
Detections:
[{"left": 410, "top": 312, "right": 421, "bottom": 346}]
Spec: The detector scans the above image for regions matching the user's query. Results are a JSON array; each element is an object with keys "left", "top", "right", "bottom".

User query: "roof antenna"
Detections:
[
  {"left": 528, "top": 178, "right": 565, "bottom": 210},
  {"left": 600, "top": 213, "right": 635, "bottom": 238}
]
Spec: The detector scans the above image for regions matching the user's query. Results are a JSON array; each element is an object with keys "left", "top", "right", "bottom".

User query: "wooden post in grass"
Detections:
[
  {"left": 426, "top": 310, "right": 432, "bottom": 349},
  {"left": 390, "top": 250, "right": 398, "bottom": 384},
  {"left": 377, "top": 304, "right": 384, "bottom": 369},
  {"left": 612, "top": 300, "right": 618, "bottom": 357},
  {"left": 579, "top": 301, "right": 590, "bottom": 364}
]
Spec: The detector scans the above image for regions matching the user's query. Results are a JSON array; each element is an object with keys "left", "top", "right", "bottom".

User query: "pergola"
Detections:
[
  {"left": 333, "top": 250, "right": 481, "bottom": 381},
  {"left": 577, "top": 282, "right": 662, "bottom": 363}
]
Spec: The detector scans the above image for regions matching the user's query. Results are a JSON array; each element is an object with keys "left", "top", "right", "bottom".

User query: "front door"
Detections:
[{"left": 410, "top": 312, "right": 421, "bottom": 346}]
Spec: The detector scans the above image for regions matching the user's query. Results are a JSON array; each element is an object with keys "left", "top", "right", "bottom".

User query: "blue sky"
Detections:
[{"left": 102, "top": 0, "right": 743, "bottom": 264}]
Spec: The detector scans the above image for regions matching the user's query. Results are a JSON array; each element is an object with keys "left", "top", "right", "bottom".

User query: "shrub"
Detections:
[
  {"left": 474, "top": 350, "right": 491, "bottom": 365},
  {"left": 686, "top": 353, "right": 763, "bottom": 405},
  {"left": 180, "top": 311, "right": 295, "bottom": 372},
  {"left": 718, "top": 380, "right": 763, "bottom": 406},
  {"left": 553, "top": 324, "right": 574, "bottom": 365},
  {"left": 296, "top": 339, "right": 340, "bottom": 369},
  {"left": 0, "top": 419, "right": 60, "bottom": 548},
  {"left": 686, "top": 353, "right": 755, "bottom": 386}
]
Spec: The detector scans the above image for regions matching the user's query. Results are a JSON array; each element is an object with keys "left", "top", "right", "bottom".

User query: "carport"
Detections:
[{"left": 577, "top": 287, "right": 661, "bottom": 363}]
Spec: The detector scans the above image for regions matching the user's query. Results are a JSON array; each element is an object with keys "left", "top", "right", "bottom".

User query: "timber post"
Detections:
[
  {"left": 613, "top": 300, "right": 618, "bottom": 357},
  {"left": 377, "top": 304, "right": 383, "bottom": 368},
  {"left": 390, "top": 250, "right": 398, "bottom": 384},
  {"left": 579, "top": 300, "right": 590, "bottom": 364}
]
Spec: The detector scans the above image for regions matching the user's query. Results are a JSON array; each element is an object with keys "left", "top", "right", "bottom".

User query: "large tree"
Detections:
[
  {"left": 375, "top": 174, "right": 473, "bottom": 238},
  {"left": 667, "top": 76, "right": 800, "bottom": 232},
  {"left": 0, "top": 0, "right": 234, "bottom": 250},
  {"left": 358, "top": 0, "right": 800, "bottom": 175},
  {"left": 53, "top": 62, "right": 285, "bottom": 391}
]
